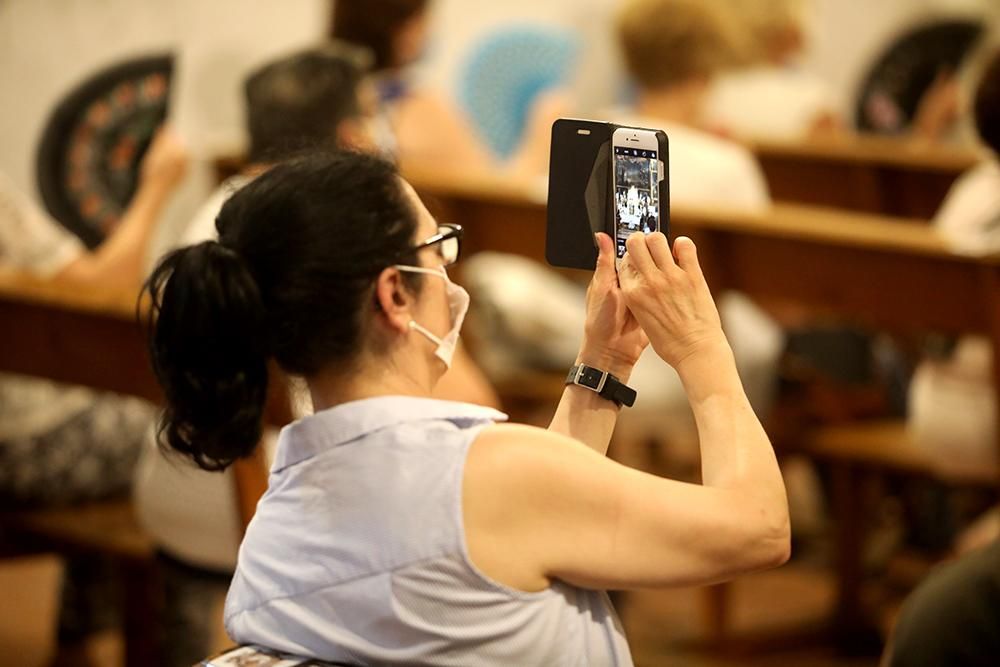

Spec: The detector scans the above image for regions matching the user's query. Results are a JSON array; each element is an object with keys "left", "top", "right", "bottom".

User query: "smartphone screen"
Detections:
[{"left": 613, "top": 145, "right": 660, "bottom": 259}]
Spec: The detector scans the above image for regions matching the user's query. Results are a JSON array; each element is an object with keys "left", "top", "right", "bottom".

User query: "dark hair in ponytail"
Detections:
[
  {"left": 145, "top": 243, "right": 269, "bottom": 470},
  {"left": 143, "top": 151, "right": 420, "bottom": 471}
]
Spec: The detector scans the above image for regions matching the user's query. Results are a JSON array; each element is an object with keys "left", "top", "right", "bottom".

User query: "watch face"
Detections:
[{"left": 577, "top": 366, "right": 605, "bottom": 390}]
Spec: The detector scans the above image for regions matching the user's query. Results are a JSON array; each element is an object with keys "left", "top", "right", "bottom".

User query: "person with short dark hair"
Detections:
[
  {"left": 243, "top": 44, "right": 380, "bottom": 163},
  {"left": 176, "top": 44, "right": 387, "bottom": 255},
  {"left": 144, "top": 150, "right": 789, "bottom": 664}
]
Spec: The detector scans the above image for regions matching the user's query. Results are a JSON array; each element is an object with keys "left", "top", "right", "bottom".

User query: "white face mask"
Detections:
[{"left": 394, "top": 265, "right": 470, "bottom": 369}]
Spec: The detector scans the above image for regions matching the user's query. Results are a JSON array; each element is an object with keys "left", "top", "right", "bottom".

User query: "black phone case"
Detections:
[{"left": 545, "top": 118, "right": 670, "bottom": 270}]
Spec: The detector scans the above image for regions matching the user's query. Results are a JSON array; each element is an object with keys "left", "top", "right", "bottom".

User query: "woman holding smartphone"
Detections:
[{"left": 145, "top": 150, "right": 788, "bottom": 665}]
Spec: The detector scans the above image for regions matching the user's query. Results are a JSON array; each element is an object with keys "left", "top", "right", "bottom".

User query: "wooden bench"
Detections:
[
  {"left": 0, "top": 500, "right": 152, "bottom": 561},
  {"left": 222, "top": 128, "right": 978, "bottom": 221},
  {"left": 806, "top": 421, "right": 999, "bottom": 485},
  {"left": 803, "top": 419, "right": 999, "bottom": 643},
  {"left": 751, "top": 134, "right": 979, "bottom": 219}
]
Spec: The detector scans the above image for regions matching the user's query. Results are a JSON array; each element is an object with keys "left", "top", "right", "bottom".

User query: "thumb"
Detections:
[
  {"left": 673, "top": 236, "right": 703, "bottom": 278},
  {"left": 594, "top": 232, "right": 616, "bottom": 279}
]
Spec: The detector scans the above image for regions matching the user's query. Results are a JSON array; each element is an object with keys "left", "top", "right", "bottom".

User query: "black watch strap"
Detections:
[{"left": 565, "top": 364, "right": 637, "bottom": 408}]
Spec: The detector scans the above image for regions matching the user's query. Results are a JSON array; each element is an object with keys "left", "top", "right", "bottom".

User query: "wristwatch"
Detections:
[{"left": 565, "top": 364, "right": 637, "bottom": 408}]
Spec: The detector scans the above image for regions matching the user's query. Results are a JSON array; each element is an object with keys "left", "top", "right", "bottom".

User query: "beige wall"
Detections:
[{"left": 0, "top": 0, "right": 326, "bottom": 200}]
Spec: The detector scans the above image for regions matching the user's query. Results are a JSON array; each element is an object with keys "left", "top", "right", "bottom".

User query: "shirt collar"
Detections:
[{"left": 271, "top": 396, "right": 508, "bottom": 473}]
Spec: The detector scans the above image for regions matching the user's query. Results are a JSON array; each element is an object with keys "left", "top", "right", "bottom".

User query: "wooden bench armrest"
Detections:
[
  {"left": 0, "top": 498, "right": 154, "bottom": 561},
  {"left": 803, "top": 420, "right": 1000, "bottom": 486}
]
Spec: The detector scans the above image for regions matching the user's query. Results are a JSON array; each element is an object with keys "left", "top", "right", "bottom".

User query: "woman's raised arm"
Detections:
[
  {"left": 463, "top": 233, "right": 789, "bottom": 592},
  {"left": 546, "top": 232, "right": 648, "bottom": 454}
]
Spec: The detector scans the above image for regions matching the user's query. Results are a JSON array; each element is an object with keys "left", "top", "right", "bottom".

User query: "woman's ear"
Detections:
[{"left": 373, "top": 267, "right": 413, "bottom": 334}]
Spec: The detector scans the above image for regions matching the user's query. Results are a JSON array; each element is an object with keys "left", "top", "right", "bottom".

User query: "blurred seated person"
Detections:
[
  {"left": 857, "top": 16, "right": 989, "bottom": 145},
  {"left": 135, "top": 51, "right": 500, "bottom": 667},
  {"left": 882, "top": 539, "right": 1000, "bottom": 667},
  {"left": 331, "top": 0, "right": 493, "bottom": 169},
  {"left": 885, "top": 49, "right": 999, "bottom": 588},
  {"left": 909, "top": 48, "right": 1000, "bottom": 478},
  {"left": 611, "top": 0, "right": 771, "bottom": 212},
  {"left": 0, "top": 128, "right": 186, "bottom": 666},
  {"left": 178, "top": 43, "right": 384, "bottom": 246},
  {"left": 144, "top": 150, "right": 790, "bottom": 664},
  {"left": 931, "top": 48, "right": 1000, "bottom": 257},
  {"left": 704, "top": 0, "right": 843, "bottom": 141}
]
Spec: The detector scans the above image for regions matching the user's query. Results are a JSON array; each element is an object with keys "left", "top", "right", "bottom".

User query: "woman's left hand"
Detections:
[{"left": 577, "top": 232, "right": 649, "bottom": 380}]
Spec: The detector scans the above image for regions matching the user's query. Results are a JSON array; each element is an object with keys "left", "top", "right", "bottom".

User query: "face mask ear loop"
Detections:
[
  {"left": 395, "top": 264, "right": 448, "bottom": 279},
  {"left": 408, "top": 319, "right": 444, "bottom": 347},
  {"left": 395, "top": 264, "right": 468, "bottom": 370}
]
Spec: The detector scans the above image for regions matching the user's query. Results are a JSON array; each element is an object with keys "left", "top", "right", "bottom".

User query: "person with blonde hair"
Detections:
[
  {"left": 726, "top": 0, "right": 810, "bottom": 65},
  {"left": 609, "top": 0, "right": 782, "bottom": 436},
  {"left": 613, "top": 0, "right": 770, "bottom": 210},
  {"left": 703, "top": 0, "right": 842, "bottom": 141}
]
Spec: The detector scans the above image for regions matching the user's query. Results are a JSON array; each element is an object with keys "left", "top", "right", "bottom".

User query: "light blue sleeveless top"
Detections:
[{"left": 225, "top": 396, "right": 633, "bottom": 666}]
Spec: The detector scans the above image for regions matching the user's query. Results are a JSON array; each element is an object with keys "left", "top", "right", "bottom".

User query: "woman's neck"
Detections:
[
  {"left": 635, "top": 81, "right": 709, "bottom": 127},
  {"left": 307, "top": 357, "right": 432, "bottom": 413}
]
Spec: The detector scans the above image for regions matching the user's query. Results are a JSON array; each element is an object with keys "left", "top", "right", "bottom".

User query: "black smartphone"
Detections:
[
  {"left": 546, "top": 118, "right": 669, "bottom": 271},
  {"left": 545, "top": 118, "right": 614, "bottom": 270}
]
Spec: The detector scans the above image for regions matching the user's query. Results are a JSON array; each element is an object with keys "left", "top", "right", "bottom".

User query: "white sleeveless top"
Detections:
[{"left": 225, "top": 396, "right": 633, "bottom": 666}]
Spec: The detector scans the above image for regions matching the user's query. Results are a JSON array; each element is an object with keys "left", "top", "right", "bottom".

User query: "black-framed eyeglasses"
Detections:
[{"left": 410, "top": 223, "right": 463, "bottom": 266}]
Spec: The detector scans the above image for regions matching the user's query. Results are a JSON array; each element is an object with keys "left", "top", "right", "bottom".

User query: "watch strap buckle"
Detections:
[
  {"left": 568, "top": 363, "right": 635, "bottom": 407},
  {"left": 573, "top": 364, "right": 608, "bottom": 393}
]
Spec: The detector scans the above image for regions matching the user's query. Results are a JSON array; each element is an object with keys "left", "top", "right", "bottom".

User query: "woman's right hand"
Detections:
[{"left": 618, "top": 232, "right": 728, "bottom": 372}]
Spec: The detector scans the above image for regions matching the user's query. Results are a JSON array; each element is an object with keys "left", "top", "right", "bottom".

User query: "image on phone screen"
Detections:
[{"left": 613, "top": 146, "right": 660, "bottom": 259}]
